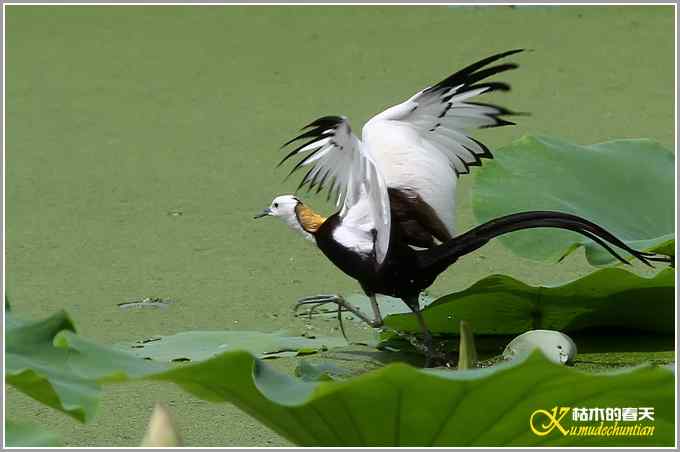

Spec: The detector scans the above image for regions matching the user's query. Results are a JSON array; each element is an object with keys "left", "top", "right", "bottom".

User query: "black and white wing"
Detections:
[
  {"left": 357, "top": 49, "right": 523, "bottom": 244},
  {"left": 278, "top": 50, "right": 522, "bottom": 255},
  {"left": 278, "top": 116, "right": 391, "bottom": 264},
  {"left": 364, "top": 48, "right": 524, "bottom": 177}
]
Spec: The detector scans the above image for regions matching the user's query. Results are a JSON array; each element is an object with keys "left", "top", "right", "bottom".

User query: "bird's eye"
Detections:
[{"left": 274, "top": 203, "right": 279, "bottom": 208}]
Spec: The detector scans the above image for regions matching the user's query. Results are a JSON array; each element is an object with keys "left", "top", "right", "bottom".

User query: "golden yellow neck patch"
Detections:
[{"left": 295, "top": 203, "right": 326, "bottom": 234}]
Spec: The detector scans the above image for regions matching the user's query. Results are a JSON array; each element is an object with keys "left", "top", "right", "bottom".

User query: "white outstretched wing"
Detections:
[
  {"left": 364, "top": 49, "right": 524, "bottom": 177},
  {"left": 278, "top": 116, "right": 391, "bottom": 264}
]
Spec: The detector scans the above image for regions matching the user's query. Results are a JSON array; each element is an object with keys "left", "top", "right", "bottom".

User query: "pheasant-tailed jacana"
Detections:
[{"left": 255, "top": 49, "right": 669, "bottom": 365}]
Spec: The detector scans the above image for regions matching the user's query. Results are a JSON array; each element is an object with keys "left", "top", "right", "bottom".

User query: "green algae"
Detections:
[{"left": 5, "top": 5, "right": 674, "bottom": 447}]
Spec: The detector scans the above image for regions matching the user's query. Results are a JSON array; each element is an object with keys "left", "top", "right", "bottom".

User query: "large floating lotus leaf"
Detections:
[
  {"left": 142, "top": 349, "right": 674, "bottom": 446},
  {"left": 384, "top": 267, "right": 674, "bottom": 335},
  {"left": 119, "top": 330, "right": 347, "bottom": 362},
  {"left": 4, "top": 310, "right": 675, "bottom": 446},
  {"left": 5, "top": 311, "right": 166, "bottom": 422},
  {"left": 5, "top": 420, "right": 61, "bottom": 447},
  {"left": 472, "top": 136, "right": 675, "bottom": 265}
]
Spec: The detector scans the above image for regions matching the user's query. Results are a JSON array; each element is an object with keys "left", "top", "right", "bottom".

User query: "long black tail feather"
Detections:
[{"left": 418, "top": 211, "right": 672, "bottom": 274}]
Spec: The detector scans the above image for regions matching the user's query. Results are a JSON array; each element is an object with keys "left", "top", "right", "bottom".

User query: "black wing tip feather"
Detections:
[
  {"left": 480, "top": 118, "right": 516, "bottom": 129},
  {"left": 432, "top": 50, "right": 528, "bottom": 176},
  {"left": 301, "top": 115, "right": 347, "bottom": 131},
  {"left": 278, "top": 115, "right": 348, "bottom": 168},
  {"left": 430, "top": 50, "right": 526, "bottom": 131},
  {"left": 281, "top": 115, "right": 347, "bottom": 147},
  {"left": 452, "top": 137, "right": 494, "bottom": 177},
  {"left": 426, "top": 48, "right": 525, "bottom": 96},
  {"left": 459, "top": 49, "right": 525, "bottom": 73},
  {"left": 464, "top": 101, "right": 530, "bottom": 118},
  {"left": 278, "top": 115, "right": 349, "bottom": 196},
  {"left": 467, "top": 136, "right": 494, "bottom": 159},
  {"left": 507, "top": 110, "right": 531, "bottom": 117},
  {"left": 277, "top": 137, "right": 318, "bottom": 167},
  {"left": 462, "top": 81, "right": 512, "bottom": 94},
  {"left": 281, "top": 125, "right": 331, "bottom": 148}
]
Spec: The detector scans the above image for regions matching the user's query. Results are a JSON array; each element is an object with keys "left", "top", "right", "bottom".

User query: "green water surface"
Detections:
[{"left": 5, "top": 5, "right": 674, "bottom": 446}]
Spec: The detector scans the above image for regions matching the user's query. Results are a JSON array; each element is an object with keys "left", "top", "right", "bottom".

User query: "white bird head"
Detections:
[
  {"left": 254, "top": 194, "right": 300, "bottom": 220},
  {"left": 254, "top": 195, "right": 325, "bottom": 241}
]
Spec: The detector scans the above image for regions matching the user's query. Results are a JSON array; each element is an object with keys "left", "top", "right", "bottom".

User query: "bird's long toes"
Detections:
[
  {"left": 295, "top": 297, "right": 336, "bottom": 306},
  {"left": 298, "top": 293, "right": 341, "bottom": 301},
  {"left": 294, "top": 295, "right": 348, "bottom": 319}
]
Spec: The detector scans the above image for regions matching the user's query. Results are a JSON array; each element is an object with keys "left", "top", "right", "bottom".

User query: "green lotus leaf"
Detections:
[
  {"left": 384, "top": 267, "right": 674, "bottom": 335},
  {"left": 472, "top": 135, "right": 674, "bottom": 265},
  {"left": 5, "top": 310, "right": 167, "bottom": 422},
  {"left": 4, "top": 310, "right": 675, "bottom": 446},
  {"left": 142, "top": 349, "right": 674, "bottom": 446},
  {"left": 118, "top": 330, "right": 347, "bottom": 362}
]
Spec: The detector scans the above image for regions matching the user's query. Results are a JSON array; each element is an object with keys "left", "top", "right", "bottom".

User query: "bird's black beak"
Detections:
[{"left": 253, "top": 208, "right": 272, "bottom": 219}]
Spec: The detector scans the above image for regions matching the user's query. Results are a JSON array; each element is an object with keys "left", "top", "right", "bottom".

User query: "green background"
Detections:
[{"left": 5, "top": 5, "right": 674, "bottom": 446}]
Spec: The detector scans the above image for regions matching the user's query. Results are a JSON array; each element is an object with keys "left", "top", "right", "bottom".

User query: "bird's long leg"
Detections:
[
  {"left": 296, "top": 294, "right": 444, "bottom": 366},
  {"left": 405, "top": 296, "right": 435, "bottom": 367},
  {"left": 369, "top": 295, "right": 383, "bottom": 326}
]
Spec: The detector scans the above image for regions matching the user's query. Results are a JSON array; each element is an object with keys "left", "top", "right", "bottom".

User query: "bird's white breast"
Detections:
[
  {"left": 332, "top": 224, "right": 374, "bottom": 256},
  {"left": 334, "top": 197, "right": 375, "bottom": 256}
]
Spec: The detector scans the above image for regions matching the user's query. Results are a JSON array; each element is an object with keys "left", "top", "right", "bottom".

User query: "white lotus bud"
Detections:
[{"left": 141, "top": 403, "right": 182, "bottom": 447}]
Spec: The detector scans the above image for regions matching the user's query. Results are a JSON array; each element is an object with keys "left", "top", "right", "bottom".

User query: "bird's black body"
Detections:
[
  {"left": 314, "top": 209, "right": 669, "bottom": 311},
  {"left": 315, "top": 212, "right": 433, "bottom": 305}
]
